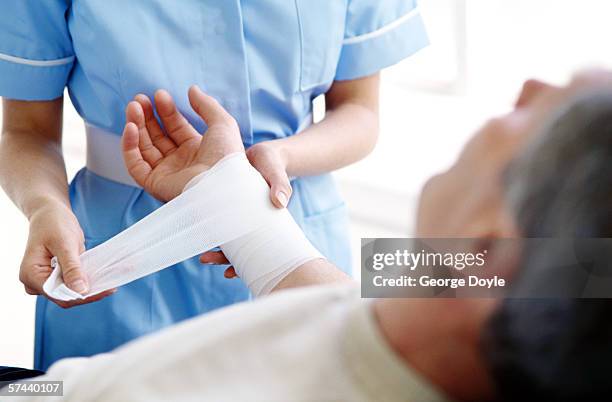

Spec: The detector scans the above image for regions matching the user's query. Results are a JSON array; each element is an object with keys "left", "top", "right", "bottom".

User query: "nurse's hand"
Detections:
[
  {"left": 199, "top": 251, "right": 238, "bottom": 279},
  {"left": 121, "top": 86, "right": 245, "bottom": 202},
  {"left": 246, "top": 142, "right": 292, "bottom": 208},
  {"left": 21, "top": 201, "right": 116, "bottom": 308}
]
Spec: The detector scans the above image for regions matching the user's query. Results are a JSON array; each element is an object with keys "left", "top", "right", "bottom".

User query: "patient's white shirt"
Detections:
[{"left": 20, "top": 286, "right": 449, "bottom": 402}]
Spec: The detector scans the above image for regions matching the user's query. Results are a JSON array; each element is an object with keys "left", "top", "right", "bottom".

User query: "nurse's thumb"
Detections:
[
  {"left": 269, "top": 173, "right": 292, "bottom": 209},
  {"left": 55, "top": 247, "right": 88, "bottom": 295}
]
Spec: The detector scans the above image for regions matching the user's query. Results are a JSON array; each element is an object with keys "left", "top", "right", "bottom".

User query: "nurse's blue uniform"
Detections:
[{"left": 0, "top": 0, "right": 428, "bottom": 370}]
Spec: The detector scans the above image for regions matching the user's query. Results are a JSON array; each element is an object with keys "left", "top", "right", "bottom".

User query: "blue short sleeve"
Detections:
[
  {"left": 335, "top": 0, "right": 429, "bottom": 81},
  {"left": 0, "top": 0, "right": 74, "bottom": 100}
]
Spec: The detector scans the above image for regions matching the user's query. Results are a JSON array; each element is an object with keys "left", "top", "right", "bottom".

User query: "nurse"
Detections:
[{"left": 0, "top": 1, "right": 428, "bottom": 370}]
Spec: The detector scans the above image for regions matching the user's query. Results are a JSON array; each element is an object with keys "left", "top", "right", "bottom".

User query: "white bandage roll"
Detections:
[{"left": 43, "top": 153, "right": 323, "bottom": 301}]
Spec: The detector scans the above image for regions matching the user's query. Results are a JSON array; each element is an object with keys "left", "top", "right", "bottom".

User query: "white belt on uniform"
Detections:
[
  {"left": 85, "top": 114, "right": 312, "bottom": 188},
  {"left": 85, "top": 123, "right": 141, "bottom": 188}
]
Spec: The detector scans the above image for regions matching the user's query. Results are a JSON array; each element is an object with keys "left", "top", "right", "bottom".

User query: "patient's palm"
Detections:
[
  {"left": 122, "top": 87, "right": 245, "bottom": 202},
  {"left": 147, "top": 123, "right": 244, "bottom": 201},
  {"left": 143, "top": 135, "right": 208, "bottom": 202}
]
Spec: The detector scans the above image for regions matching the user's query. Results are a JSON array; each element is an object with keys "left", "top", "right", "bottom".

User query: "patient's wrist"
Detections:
[
  {"left": 179, "top": 152, "right": 323, "bottom": 295},
  {"left": 182, "top": 152, "right": 323, "bottom": 296},
  {"left": 181, "top": 163, "right": 220, "bottom": 193}
]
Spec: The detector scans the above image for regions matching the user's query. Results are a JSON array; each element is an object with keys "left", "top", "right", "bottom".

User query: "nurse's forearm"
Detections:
[
  {"left": 276, "top": 74, "right": 380, "bottom": 177},
  {"left": 0, "top": 98, "right": 70, "bottom": 218},
  {"left": 1, "top": 98, "right": 102, "bottom": 304}
]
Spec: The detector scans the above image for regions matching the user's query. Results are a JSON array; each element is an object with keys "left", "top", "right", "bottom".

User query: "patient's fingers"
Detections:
[
  {"left": 125, "top": 101, "right": 163, "bottom": 167},
  {"left": 134, "top": 94, "right": 177, "bottom": 155},
  {"left": 188, "top": 85, "right": 235, "bottom": 128},
  {"left": 122, "top": 121, "right": 152, "bottom": 186},
  {"left": 155, "top": 89, "right": 200, "bottom": 145}
]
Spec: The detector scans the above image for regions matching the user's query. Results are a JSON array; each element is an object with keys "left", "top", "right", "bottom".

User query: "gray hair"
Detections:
[{"left": 483, "top": 91, "right": 612, "bottom": 402}]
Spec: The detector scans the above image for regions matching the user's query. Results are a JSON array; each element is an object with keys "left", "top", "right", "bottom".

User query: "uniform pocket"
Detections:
[
  {"left": 302, "top": 203, "right": 352, "bottom": 274},
  {"left": 295, "top": 0, "right": 346, "bottom": 91}
]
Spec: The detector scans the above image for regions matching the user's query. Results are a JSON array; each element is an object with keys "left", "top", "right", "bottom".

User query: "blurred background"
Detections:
[{"left": 2, "top": 0, "right": 612, "bottom": 367}]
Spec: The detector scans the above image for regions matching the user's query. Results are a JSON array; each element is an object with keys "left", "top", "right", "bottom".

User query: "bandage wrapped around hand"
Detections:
[{"left": 43, "top": 153, "right": 322, "bottom": 300}]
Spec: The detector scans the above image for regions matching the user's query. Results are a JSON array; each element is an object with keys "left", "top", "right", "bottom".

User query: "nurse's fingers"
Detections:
[
  {"left": 122, "top": 121, "right": 152, "bottom": 186},
  {"left": 199, "top": 250, "right": 229, "bottom": 265},
  {"left": 267, "top": 171, "right": 292, "bottom": 209},
  {"left": 20, "top": 259, "right": 52, "bottom": 295},
  {"left": 188, "top": 85, "right": 234, "bottom": 127},
  {"left": 155, "top": 89, "right": 200, "bottom": 146},
  {"left": 125, "top": 101, "right": 164, "bottom": 167},
  {"left": 199, "top": 252, "right": 238, "bottom": 278},
  {"left": 246, "top": 145, "right": 292, "bottom": 209},
  {"left": 134, "top": 94, "right": 177, "bottom": 155},
  {"left": 224, "top": 267, "right": 238, "bottom": 279},
  {"left": 51, "top": 289, "right": 117, "bottom": 309},
  {"left": 51, "top": 242, "right": 89, "bottom": 295}
]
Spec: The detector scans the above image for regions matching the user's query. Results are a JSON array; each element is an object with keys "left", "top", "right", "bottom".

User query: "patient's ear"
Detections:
[{"left": 515, "top": 79, "right": 555, "bottom": 108}]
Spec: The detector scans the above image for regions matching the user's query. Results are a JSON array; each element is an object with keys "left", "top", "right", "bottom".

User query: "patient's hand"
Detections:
[{"left": 121, "top": 86, "right": 244, "bottom": 202}]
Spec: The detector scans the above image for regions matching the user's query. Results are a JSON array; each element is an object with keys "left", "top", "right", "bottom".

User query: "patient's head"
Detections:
[
  {"left": 416, "top": 69, "right": 612, "bottom": 239},
  {"left": 482, "top": 84, "right": 612, "bottom": 401},
  {"left": 414, "top": 70, "right": 612, "bottom": 401}
]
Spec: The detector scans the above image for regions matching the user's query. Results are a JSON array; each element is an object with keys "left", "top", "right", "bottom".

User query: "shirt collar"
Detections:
[{"left": 341, "top": 298, "right": 452, "bottom": 402}]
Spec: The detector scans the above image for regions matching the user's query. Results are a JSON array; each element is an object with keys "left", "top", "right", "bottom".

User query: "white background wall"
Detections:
[{"left": 2, "top": 0, "right": 612, "bottom": 368}]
